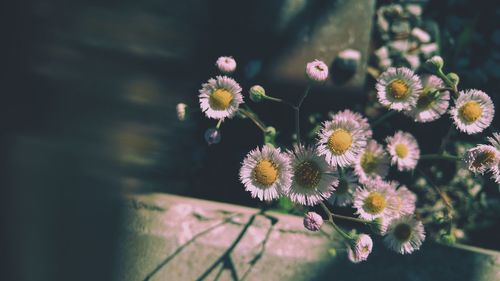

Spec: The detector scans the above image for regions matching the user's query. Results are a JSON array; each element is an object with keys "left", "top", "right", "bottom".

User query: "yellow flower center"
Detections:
[
  {"left": 209, "top": 88, "right": 233, "bottom": 110},
  {"left": 394, "top": 223, "right": 412, "bottom": 242},
  {"left": 328, "top": 129, "right": 353, "bottom": 155},
  {"left": 253, "top": 160, "right": 279, "bottom": 187},
  {"left": 336, "top": 179, "right": 349, "bottom": 194},
  {"left": 363, "top": 192, "right": 387, "bottom": 214},
  {"left": 361, "top": 152, "right": 378, "bottom": 174},
  {"left": 388, "top": 79, "right": 409, "bottom": 100},
  {"left": 459, "top": 101, "right": 482, "bottom": 123},
  {"left": 472, "top": 150, "right": 497, "bottom": 169},
  {"left": 395, "top": 144, "right": 408, "bottom": 159},
  {"left": 295, "top": 161, "right": 321, "bottom": 188}
]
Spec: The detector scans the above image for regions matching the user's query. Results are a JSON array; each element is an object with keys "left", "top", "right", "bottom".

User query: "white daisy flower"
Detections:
[
  {"left": 487, "top": 133, "right": 500, "bottom": 183},
  {"left": 376, "top": 67, "right": 422, "bottom": 111},
  {"left": 286, "top": 145, "right": 339, "bottom": 206},
  {"left": 450, "top": 89, "right": 494, "bottom": 134},
  {"left": 306, "top": 59, "right": 329, "bottom": 82},
  {"left": 391, "top": 182, "right": 417, "bottom": 218},
  {"left": 386, "top": 131, "right": 420, "bottom": 171},
  {"left": 353, "top": 178, "right": 398, "bottom": 221},
  {"left": 239, "top": 145, "right": 292, "bottom": 201},
  {"left": 405, "top": 75, "right": 450, "bottom": 123},
  {"left": 199, "top": 76, "right": 244, "bottom": 120},
  {"left": 463, "top": 145, "right": 500, "bottom": 175},
  {"left": 316, "top": 117, "right": 368, "bottom": 168},
  {"left": 215, "top": 56, "right": 237, "bottom": 74},
  {"left": 354, "top": 140, "right": 390, "bottom": 183},
  {"left": 384, "top": 215, "right": 425, "bottom": 254},
  {"left": 327, "top": 169, "right": 357, "bottom": 207},
  {"left": 331, "top": 109, "right": 373, "bottom": 139},
  {"left": 347, "top": 234, "right": 373, "bottom": 263}
]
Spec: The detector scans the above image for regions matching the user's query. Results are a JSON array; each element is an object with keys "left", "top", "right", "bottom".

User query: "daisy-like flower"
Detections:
[
  {"left": 347, "top": 234, "right": 373, "bottom": 263},
  {"left": 487, "top": 133, "right": 500, "bottom": 183},
  {"left": 327, "top": 169, "right": 357, "bottom": 207},
  {"left": 463, "top": 145, "right": 499, "bottom": 175},
  {"left": 386, "top": 131, "right": 420, "bottom": 171},
  {"left": 391, "top": 182, "right": 417, "bottom": 218},
  {"left": 331, "top": 110, "right": 373, "bottom": 139},
  {"left": 239, "top": 145, "right": 292, "bottom": 201},
  {"left": 376, "top": 67, "right": 422, "bottom": 111},
  {"left": 404, "top": 75, "right": 450, "bottom": 123},
  {"left": 384, "top": 215, "right": 425, "bottom": 254},
  {"left": 354, "top": 140, "right": 390, "bottom": 183},
  {"left": 286, "top": 145, "right": 339, "bottom": 206},
  {"left": 306, "top": 59, "right": 329, "bottom": 82},
  {"left": 450, "top": 89, "right": 494, "bottom": 134},
  {"left": 215, "top": 56, "right": 237, "bottom": 74},
  {"left": 199, "top": 76, "right": 244, "bottom": 120},
  {"left": 316, "top": 117, "right": 368, "bottom": 167},
  {"left": 353, "top": 178, "right": 398, "bottom": 220}
]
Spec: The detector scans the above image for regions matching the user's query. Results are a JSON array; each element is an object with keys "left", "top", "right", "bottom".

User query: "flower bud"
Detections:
[
  {"left": 215, "top": 56, "right": 237, "bottom": 74},
  {"left": 424, "top": 56, "right": 444, "bottom": 73},
  {"left": 303, "top": 212, "right": 323, "bottom": 231},
  {"left": 204, "top": 128, "right": 221, "bottom": 145},
  {"left": 249, "top": 85, "right": 266, "bottom": 102},
  {"left": 446, "top": 72, "right": 460, "bottom": 87},
  {"left": 306, "top": 60, "right": 329, "bottom": 82},
  {"left": 176, "top": 103, "right": 188, "bottom": 121}
]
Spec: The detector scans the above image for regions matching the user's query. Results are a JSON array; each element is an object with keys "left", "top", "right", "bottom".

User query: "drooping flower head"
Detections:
[
  {"left": 450, "top": 89, "right": 494, "bottom": 135},
  {"left": 347, "top": 234, "right": 373, "bottom": 263},
  {"left": 204, "top": 128, "right": 221, "bottom": 145},
  {"left": 384, "top": 215, "right": 425, "bottom": 254},
  {"left": 386, "top": 131, "right": 420, "bottom": 171},
  {"left": 353, "top": 178, "right": 398, "bottom": 220},
  {"left": 215, "top": 56, "right": 237, "bottom": 74},
  {"left": 405, "top": 75, "right": 450, "bottom": 123},
  {"left": 463, "top": 145, "right": 499, "bottom": 175},
  {"left": 316, "top": 117, "right": 368, "bottom": 168},
  {"left": 303, "top": 212, "right": 323, "bottom": 231},
  {"left": 239, "top": 145, "right": 292, "bottom": 201},
  {"left": 286, "top": 145, "right": 339, "bottom": 206},
  {"left": 376, "top": 67, "right": 422, "bottom": 111},
  {"left": 354, "top": 140, "right": 390, "bottom": 183},
  {"left": 331, "top": 110, "right": 373, "bottom": 139},
  {"left": 327, "top": 169, "right": 357, "bottom": 207},
  {"left": 487, "top": 133, "right": 500, "bottom": 183},
  {"left": 199, "top": 76, "right": 244, "bottom": 120},
  {"left": 306, "top": 59, "right": 329, "bottom": 82}
]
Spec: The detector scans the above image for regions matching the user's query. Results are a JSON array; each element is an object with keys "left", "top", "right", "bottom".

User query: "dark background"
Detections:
[{"left": 1, "top": 0, "right": 498, "bottom": 281}]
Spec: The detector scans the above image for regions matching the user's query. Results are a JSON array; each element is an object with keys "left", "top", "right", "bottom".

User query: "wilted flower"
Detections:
[
  {"left": 347, "top": 234, "right": 373, "bottom": 263},
  {"left": 204, "top": 128, "right": 221, "bottom": 145}
]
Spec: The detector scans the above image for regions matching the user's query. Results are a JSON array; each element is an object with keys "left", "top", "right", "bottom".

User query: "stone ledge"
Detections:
[{"left": 114, "top": 193, "right": 500, "bottom": 281}]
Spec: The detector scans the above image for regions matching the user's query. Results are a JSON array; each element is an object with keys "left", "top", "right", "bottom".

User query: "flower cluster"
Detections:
[{"left": 178, "top": 54, "right": 497, "bottom": 264}]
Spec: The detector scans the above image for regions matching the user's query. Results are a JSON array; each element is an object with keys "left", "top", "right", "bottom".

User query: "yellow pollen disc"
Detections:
[
  {"left": 363, "top": 192, "right": 387, "bottom": 214},
  {"left": 472, "top": 151, "right": 496, "bottom": 168},
  {"left": 394, "top": 223, "right": 412, "bottom": 242},
  {"left": 328, "top": 129, "right": 353, "bottom": 155},
  {"left": 336, "top": 179, "right": 349, "bottom": 194},
  {"left": 361, "top": 152, "right": 378, "bottom": 173},
  {"left": 395, "top": 144, "right": 408, "bottom": 159},
  {"left": 388, "top": 79, "right": 409, "bottom": 100},
  {"left": 459, "top": 101, "right": 482, "bottom": 123},
  {"left": 253, "top": 160, "right": 279, "bottom": 187},
  {"left": 209, "top": 88, "right": 233, "bottom": 110},
  {"left": 295, "top": 161, "right": 321, "bottom": 188}
]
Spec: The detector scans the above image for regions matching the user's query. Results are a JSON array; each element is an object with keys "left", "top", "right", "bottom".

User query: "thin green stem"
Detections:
[
  {"left": 371, "top": 110, "right": 397, "bottom": 128},
  {"left": 216, "top": 119, "right": 223, "bottom": 129},
  {"left": 318, "top": 201, "right": 352, "bottom": 241},
  {"left": 436, "top": 70, "right": 459, "bottom": 97},
  {"left": 264, "top": 96, "right": 296, "bottom": 109},
  {"left": 295, "top": 86, "right": 311, "bottom": 146},
  {"left": 417, "top": 168, "right": 454, "bottom": 225},
  {"left": 331, "top": 213, "right": 369, "bottom": 225},
  {"left": 239, "top": 108, "right": 267, "bottom": 132},
  {"left": 420, "top": 154, "right": 461, "bottom": 161}
]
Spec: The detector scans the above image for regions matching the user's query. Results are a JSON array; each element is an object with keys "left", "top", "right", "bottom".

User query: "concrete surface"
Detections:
[{"left": 115, "top": 193, "right": 500, "bottom": 281}]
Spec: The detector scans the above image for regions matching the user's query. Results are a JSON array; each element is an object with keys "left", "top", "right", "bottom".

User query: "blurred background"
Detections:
[{"left": 2, "top": 0, "right": 499, "bottom": 280}]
